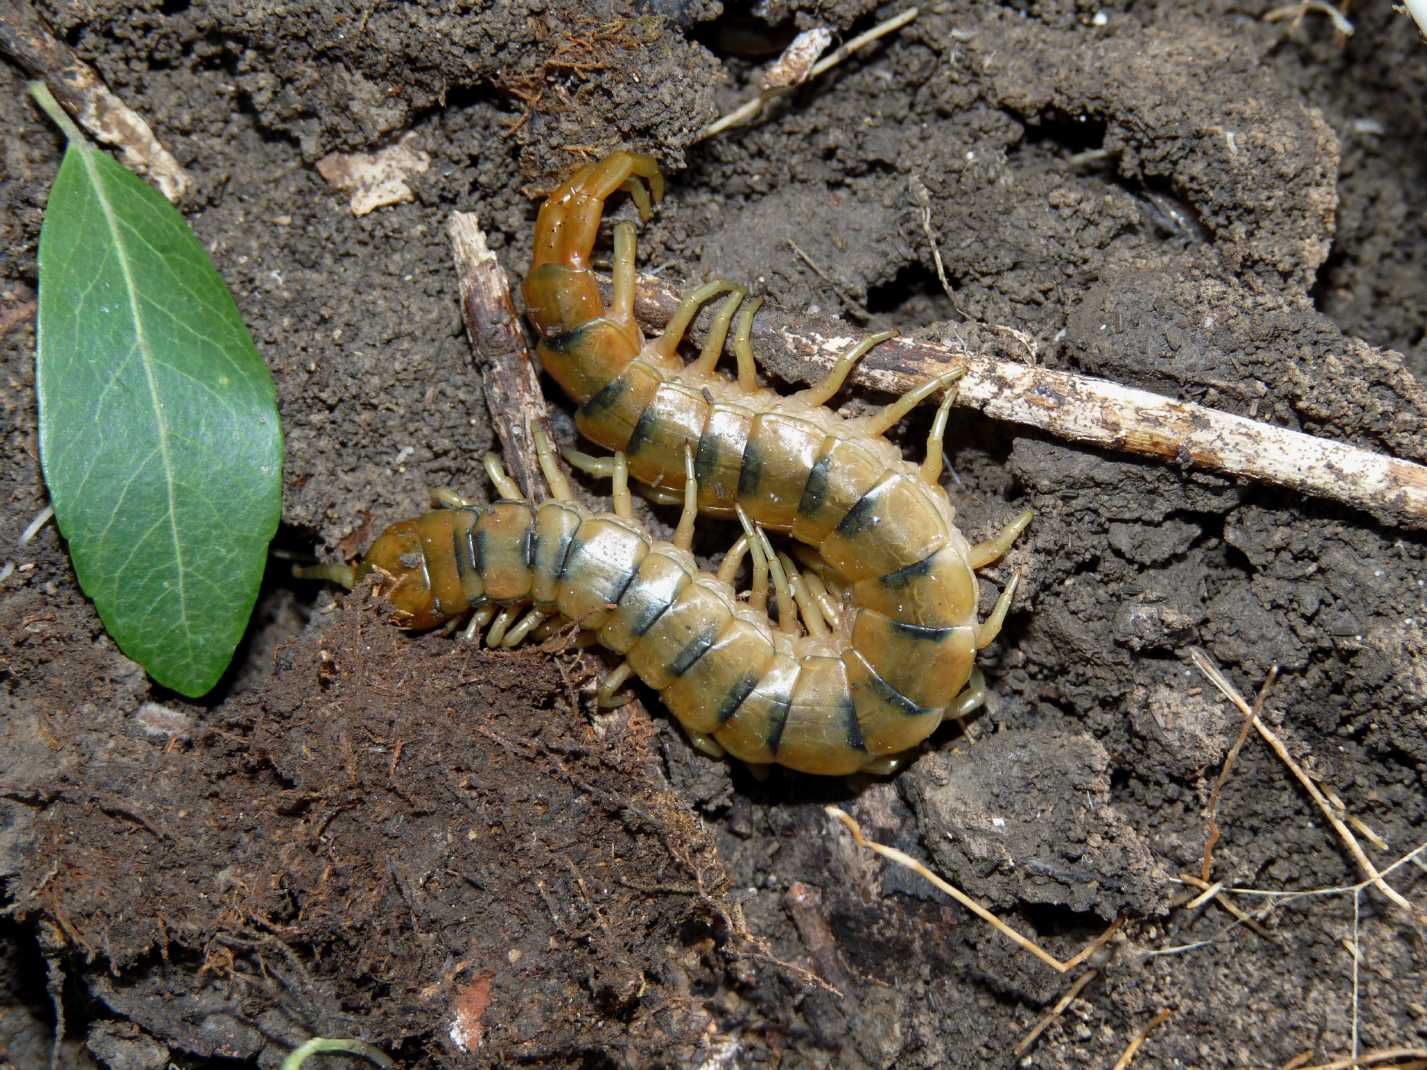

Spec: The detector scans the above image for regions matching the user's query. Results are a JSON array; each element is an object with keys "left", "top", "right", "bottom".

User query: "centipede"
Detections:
[{"left": 308, "top": 152, "right": 1031, "bottom": 776}]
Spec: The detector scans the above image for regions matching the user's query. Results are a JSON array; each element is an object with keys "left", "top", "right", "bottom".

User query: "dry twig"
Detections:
[
  {"left": 1013, "top": 968, "right": 1098, "bottom": 1056},
  {"left": 827, "top": 806, "right": 1119, "bottom": 973},
  {"left": 448, "top": 212, "right": 558, "bottom": 501},
  {"left": 1, "top": 1, "right": 190, "bottom": 200},
  {"left": 1110, "top": 1009, "right": 1172, "bottom": 1070},
  {"left": 632, "top": 277, "right": 1427, "bottom": 529}
]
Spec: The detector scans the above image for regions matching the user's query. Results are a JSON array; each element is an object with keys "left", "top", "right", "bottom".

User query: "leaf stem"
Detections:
[{"left": 27, "top": 80, "right": 87, "bottom": 145}]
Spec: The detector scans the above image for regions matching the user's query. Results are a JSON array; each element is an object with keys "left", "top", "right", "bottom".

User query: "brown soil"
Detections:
[{"left": 2, "top": 2, "right": 1425, "bottom": 1068}]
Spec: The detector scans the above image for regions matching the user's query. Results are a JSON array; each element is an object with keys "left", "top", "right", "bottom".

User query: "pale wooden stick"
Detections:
[
  {"left": 2, "top": 2, "right": 190, "bottom": 200},
  {"left": 449, "top": 212, "right": 557, "bottom": 503},
  {"left": 633, "top": 276, "right": 1427, "bottom": 529}
]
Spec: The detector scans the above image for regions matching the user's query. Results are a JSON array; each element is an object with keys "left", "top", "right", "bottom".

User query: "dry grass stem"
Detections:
[
  {"left": 1012, "top": 968, "right": 1098, "bottom": 1056},
  {"left": 1189, "top": 650, "right": 1421, "bottom": 922},
  {"left": 1175, "top": 872, "right": 1275, "bottom": 940},
  {"left": 633, "top": 277, "right": 1427, "bottom": 528},
  {"left": 1110, "top": 1008, "right": 1171, "bottom": 1070},
  {"left": 1201, "top": 666, "right": 1278, "bottom": 880},
  {"left": 826, "top": 806, "right": 1119, "bottom": 973},
  {"left": 700, "top": 8, "right": 920, "bottom": 139},
  {"left": 1293, "top": 1049, "right": 1427, "bottom": 1070}
]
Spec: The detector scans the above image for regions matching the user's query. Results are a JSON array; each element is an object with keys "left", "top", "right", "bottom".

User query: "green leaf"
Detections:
[{"left": 32, "top": 83, "right": 282, "bottom": 698}]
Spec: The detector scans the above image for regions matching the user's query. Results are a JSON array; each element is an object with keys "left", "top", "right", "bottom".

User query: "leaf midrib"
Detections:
[{"left": 80, "top": 147, "right": 192, "bottom": 656}]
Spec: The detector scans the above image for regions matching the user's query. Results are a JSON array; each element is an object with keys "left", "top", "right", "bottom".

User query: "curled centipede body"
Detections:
[{"left": 518, "top": 152, "right": 1033, "bottom": 774}]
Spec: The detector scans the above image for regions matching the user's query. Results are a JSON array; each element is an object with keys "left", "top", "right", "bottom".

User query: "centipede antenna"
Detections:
[
  {"left": 462, "top": 604, "right": 496, "bottom": 642},
  {"left": 612, "top": 452, "right": 633, "bottom": 520},
  {"left": 673, "top": 445, "right": 698, "bottom": 551},
  {"left": 689, "top": 289, "right": 747, "bottom": 376},
  {"left": 920, "top": 383, "right": 961, "bottom": 485},
  {"left": 717, "top": 534, "right": 751, "bottom": 585},
  {"left": 486, "top": 606, "right": 517, "bottom": 647},
  {"left": 533, "top": 427, "right": 575, "bottom": 501},
  {"left": 598, "top": 661, "right": 634, "bottom": 707},
  {"left": 864, "top": 368, "right": 964, "bottom": 438},
  {"left": 483, "top": 454, "right": 527, "bottom": 501},
  {"left": 650, "top": 280, "right": 743, "bottom": 361},
  {"left": 502, "top": 607, "right": 549, "bottom": 648},
  {"left": 430, "top": 487, "right": 475, "bottom": 509},
  {"left": 292, "top": 562, "right": 356, "bottom": 589},
  {"left": 758, "top": 528, "right": 799, "bottom": 635},
  {"left": 968, "top": 508, "right": 1035, "bottom": 569},
  {"left": 732, "top": 297, "right": 764, "bottom": 392},
  {"left": 779, "top": 551, "right": 829, "bottom": 639},
  {"left": 802, "top": 569, "right": 842, "bottom": 630},
  {"left": 800, "top": 330, "right": 897, "bottom": 409},
  {"left": 976, "top": 571, "right": 1021, "bottom": 650},
  {"left": 734, "top": 505, "right": 770, "bottom": 613},
  {"left": 610, "top": 220, "right": 637, "bottom": 325}
]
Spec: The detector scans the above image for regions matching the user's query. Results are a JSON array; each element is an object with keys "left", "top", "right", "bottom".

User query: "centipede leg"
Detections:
[
  {"left": 950, "top": 667, "right": 988, "bottom": 719},
  {"left": 778, "top": 552, "right": 829, "bottom": 639},
  {"left": 610, "top": 220, "right": 637, "bottom": 326},
  {"left": 758, "top": 528, "right": 800, "bottom": 635},
  {"left": 732, "top": 298, "right": 764, "bottom": 392},
  {"left": 483, "top": 454, "right": 527, "bottom": 501},
  {"left": 686, "top": 730, "right": 726, "bottom": 759},
  {"left": 650, "top": 280, "right": 744, "bottom": 361},
  {"left": 802, "top": 569, "right": 843, "bottom": 630},
  {"left": 486, "top": 606, "right": 517, "bottom": 647},
  {"left": 461, "top": 604, "right": 497, "bottom": 642},
  {"left": 975, "top": 572, "right": 1021, "bottom": 650},
  {"left": 859, "top": 753, "right": 910, "bottom": 775},
  {"left": 501, "top": 607, "right": 549, "bottom": 648},
  {"left": 968, "top": 509, "right": 1035, "bottom": 568},
  {"left": 919, "top": 383, "right": 960, "bottom": 486},
  {"left": 734, "top": 505, "right": 770, "bottom": 614},
  {"left": 430, "top": 487, "right": 476, "bottom": 509},
  {"left": 533, "top": 428, "right": 575, "bottom": 501},
  {"left": 673, "top": 446, "right": 699, "bottom": 551},
  {"left": 798, "top": 330, "right": 897, "bottom": 408},
  {"left": 598, "top": 661, "right": 634, "bottom": 707},
  {"left": 689, "top": 289, "right": 747, "bottom": 376},
  {"left": 863, "top": 368, "right": 964, "bottom": 437}
]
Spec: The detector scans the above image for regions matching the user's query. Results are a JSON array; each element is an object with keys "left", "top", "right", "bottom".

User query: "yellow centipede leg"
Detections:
[
  {"left": 919, "top": 383, "right": 960, "bottom": 486},
  {"left": 950, "top": 668, "right": 989, "bottom": 718},
  {"left": 486, "top": 606, "right": 517, "bottom": 647},
  {"left": 673, "top": 446, "right": 698, "bottom": 551},
  {"left": 975, "top": 573, "right": 1021, "bottom": 650},
  {"left": 461, "top": 604, "right": 496, "bottom": 643},
  {"left": 430, "top": 487, "right": 476, "bottom": 509},
  {"left": 483, "top": 454, "right": 527, "bottom": 501},
  {"left": 611, "top": 452, "right": 634, "bottom": 520},
  {"left": 650, "top": 280, "right": 743, "bottom": 361},
  {"left": 758, "top": 529, "right": 800, "bottom": 635},
  {"left": 502, "top": 607, "right": 549, "bottom": 648},
  {"left": 734, "top": 505, "right": 770, "bottom": 613},
  {"left": 732, "top": 297, "right": 764, "bottom": 393},
  {"left": 598, "top": 661, "right": 634, "bottom": 707},
  {"left": 778, "top": 552, "right": 829, "bottom": 639},
  {"left": 798, "top": 330, "right": 897, "bottom": 409},
  {"left": 689, "top": 289, "right": 747, "bottom": 377},
  {"left": 801, "top": 569, "right": 842, "bottom": 631},
  {"left": 968, "top": 509, "right": 1035, "bottom": 569},
  {"left": 533, "top": 428, "right": 574, "bottom": 502},
  {"left": 717, "top": 534, "right": 751, "bottom": 585},
  {"left": 863, "top": 368, "right": 965, "bottom": 438}
]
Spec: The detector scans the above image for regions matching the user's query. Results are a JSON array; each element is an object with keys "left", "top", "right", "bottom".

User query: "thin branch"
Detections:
[
  {"left": 448, "top": 212, "right": 557, "bottom": 502},
  {"left": 632, "top": 276, "right": 1427, "bottom": 529}
]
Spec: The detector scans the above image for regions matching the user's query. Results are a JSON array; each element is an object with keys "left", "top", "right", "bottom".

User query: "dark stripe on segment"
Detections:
[
  {"left": 694, "top": 430, "right": 719, "bottom": 486},
  {"left": 889, "top": 619, "right": 956, "bottom": 641},
  {"left": 765, "top": 696, "right": 792, "bottom": 755},
  {"left": 878, "top": 550, "right": 937, "bottom": 589},
  {"left": 543, "top": 321, "right": 593, "bottom": 353},
  {"left": 866, "top": 665, "right": 930, "bottom": 716},
  {"left": 626, "top": 403, "right": 659, "bottom": 456},
  {"left": 716, "top": 673, "right": 759, "bottom": 724},
  {"left": 842, "top": 694, "right": 866, "bottom": 752},
  {"left": 521, "top": 526, "right": 537, "bottom": 571},
  {"left": 452, "top": 521, "right": 470, "bottom": 586},
  {"left": 555, "top": 533, "right": 580, "bottom": 582},
  {"left": 797, "top": 452, "right": 832, "bottom": 517},
  {"left": 836, "top": 485, "right": 880, "bottom": 538},
  {"left": 738, "top": 440, "right": 764, "bottom": 497},
  {"left": 474, "top": 528, "right": 489, "bottom": 577},
  {"left": 463, "top": 526, "right": 480, "bottom": 600},
  {"left": 578, "top": 377, "right": 625, "bottom": 420},
  {"left": 668, "top": 626, "right": 717, "bottom": 677},
  {"left": 609, "top": 560, "right": 641, "bottom": 606}
]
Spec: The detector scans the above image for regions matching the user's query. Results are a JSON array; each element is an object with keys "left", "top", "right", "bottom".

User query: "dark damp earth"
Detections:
[{"left": 2, "top": 3, "right": 1424, "bottom": 1068}]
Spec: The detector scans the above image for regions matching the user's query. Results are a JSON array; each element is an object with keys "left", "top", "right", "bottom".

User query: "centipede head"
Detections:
[{"left": 355, "top": 519, "right": 445, "bottom": 630}]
